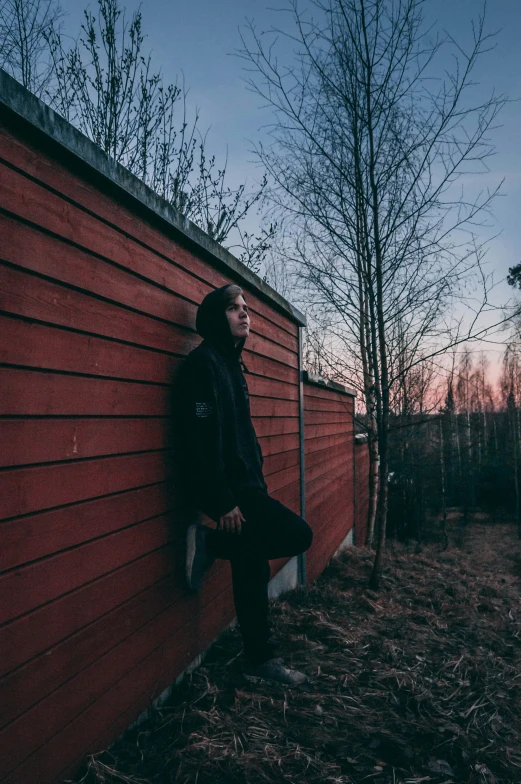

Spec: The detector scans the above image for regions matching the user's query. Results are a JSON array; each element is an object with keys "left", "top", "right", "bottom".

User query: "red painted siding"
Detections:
[
  {"left": 0, "top": 115, "right": 302, "bottom": 784},
  {"left": 303, "top": 384, "right": 355, "bottom": 583},
  {"left": 0, "top": 81, "right": 368, "bottom": 784}
]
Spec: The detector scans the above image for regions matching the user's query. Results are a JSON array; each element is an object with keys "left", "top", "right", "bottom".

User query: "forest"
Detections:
[{"left": 384, "top": 344, "right": 521, "bottom": 542}]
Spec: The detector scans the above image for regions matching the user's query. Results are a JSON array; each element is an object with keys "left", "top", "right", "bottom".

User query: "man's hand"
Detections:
[{"left": 219, "top": 505, "right": 246, "bottom": 535}]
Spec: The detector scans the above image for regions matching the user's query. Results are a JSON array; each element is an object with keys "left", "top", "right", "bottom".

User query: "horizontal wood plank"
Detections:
[
  {"left": 0, "top": 368, "right": 170, "bottom": 416},
  {"left": 250, "top": 396, "right": 299, "bottom": 418},
  {"left": 0, "top": 322, "right": 295, "bottom": 403},
  {"left": 0, "top": 260, "right": 200, "bottom": 355},
  {"left": 242, "top": 351, "right": 299, "bottom": 385},
  {"left": 0, "top": 452, "right": 166, "bottom": 520},
  {"left": 306, "top": 441, "right": 350, "bottom": 470},
  {"left": 307, "top": 486, "right": 353, "bottom": 531},
  {"left": 0, "top": 160, "right": 211, "bottom": 304},
  {"left": 0, "top": 579, "right": 235, "bottom": 780},
  {"left": 303, "top": 395, "right": 353, "bottom": 413},
  {"left": 0, "top": 560, "right": 230, "bottom": 731},
  {"left": 0, "top": 211, "right": 198, "bottom": 326},
  {"left": 305, "top": 422, "right": 351, "bottom": 440},
  {"left": 4, "top": 584, "right": 236, "bottom": 784},
  {"left": 263, "top": 448, "right": 300, "bottom": 478},
  {"left": 253, "top": 416, "right": 299, "bottom": 438},
  {"left": 271, "top": 480, "right": 301, "bottom": 513},
  {"left": 1, "top": 217, "right": 297, "bottom": 364},
  {"left": 0, "top": 314, "right": 178, "bottom": 382},
  {"left": 306, "top": 498, "right": 350, "bottom": 545},
  {"left": 307, "top": 476, "right": 351, "bottom": 515},
  {"left": 0, "top": 484, "right": 167, "bottom": 571},
  {"left": 305, "top": 432, "right": 352, "bottom": 455},
  {"left": 266, "top": 464, "right": 300, "bottom": 495},
  {"left": 0, "top": 136, "right": 299, "bottom": 342},
  {"left": 258, "top": 432, "right": 299, "bottom": 457},
  {"left": 0, "top": 256, "right": 296, "bottom": 374},
  {"left": 307, "top": 480, "right": 351, "bottom": 521},
  {"left": 306, "top": 462, "right": 351, "bottom": 511},
  {"left": 246, "top": 375, "right": 299, "bottom": 401},
  {"left": 304, "top": 384, "right": 353, "bottom": 403},
  {"left": 307, "top": 500, "right": 351, "bottom": 554},
  {"left": 306, "top": 448, "right": 352, "bottom": 485},
  {"left": 0, "top": 544, "right": 178, "bottom": 679},
  {"left": 0, "top": 418, "right": 168, "bottom": 467},
  {"left": 304, "top": 409, "right": 351, "bottom": 425},
  {"left": 0, "top": 513, "right": 174, "bottom": 625}
]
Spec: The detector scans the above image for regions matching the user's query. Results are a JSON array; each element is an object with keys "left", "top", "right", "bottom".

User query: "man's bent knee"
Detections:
[{"left": 299, "top": 522, "right": 313, "bottom": 553}]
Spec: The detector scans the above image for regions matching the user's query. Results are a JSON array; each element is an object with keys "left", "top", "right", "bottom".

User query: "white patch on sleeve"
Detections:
[{"left": 195, "top": 402, "right": 213, "bottom": 418}]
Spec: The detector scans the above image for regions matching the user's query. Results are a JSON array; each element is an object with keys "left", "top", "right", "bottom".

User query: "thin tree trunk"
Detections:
[
  {"left": 512, "top": 404, "right": 521, "bottom": 537},
  {"left": 440, "top": 418, "right": 449, "bottom": 550},
  {"left": 359, "top": 0, "right": 389, "bottom": 589},
  {"left": 355, "top": 186, "right": 379, "bottom": 547},
  {"left": 463, "top": 410, "right": 472, "bottom": 524},
  {"left": 366, "top": 430, "right": 379, "bottom": 546}
]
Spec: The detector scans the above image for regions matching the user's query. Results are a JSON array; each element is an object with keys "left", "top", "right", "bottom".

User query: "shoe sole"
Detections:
[
  {"left": 243, "top": 673, "right": 262, "bottom": 683},
  {"left": 243, "top": 672, "right": 307, "bottom": 687},
  {"left": 185, "top": 524, "right": 198, "bottom": 591}
]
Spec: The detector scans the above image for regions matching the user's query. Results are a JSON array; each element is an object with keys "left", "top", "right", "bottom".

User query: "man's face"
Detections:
[{"left": 225, "top": 295, "right": 250, "bottom": 343}]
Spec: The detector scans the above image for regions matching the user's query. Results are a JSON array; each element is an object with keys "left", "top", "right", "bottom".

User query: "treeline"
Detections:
[{"left": 385, "top": 345, "right": 521, "bottom": 541}]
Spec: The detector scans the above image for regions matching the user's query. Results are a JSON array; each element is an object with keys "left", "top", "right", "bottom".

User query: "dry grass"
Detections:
[{"left": 72, "top": 520, "right": 521, "bottom": 784}]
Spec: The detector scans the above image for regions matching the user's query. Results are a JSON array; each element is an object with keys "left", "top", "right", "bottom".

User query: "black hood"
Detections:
[{"left": 196, "top": 285, "right": 246, "bottom": 359}]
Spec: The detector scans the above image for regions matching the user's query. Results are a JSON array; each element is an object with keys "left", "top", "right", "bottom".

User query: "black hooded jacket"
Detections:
[{"left": 179, "top": 285, "right": 267, "bottom": 520}]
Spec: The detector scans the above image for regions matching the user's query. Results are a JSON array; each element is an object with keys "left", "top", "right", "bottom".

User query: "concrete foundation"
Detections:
[
  {"left": 268, "top": 556, "right": 299, "bottom": 598},
  {"left": 333, "top": 528, "right": 354, "bottom": 558}
]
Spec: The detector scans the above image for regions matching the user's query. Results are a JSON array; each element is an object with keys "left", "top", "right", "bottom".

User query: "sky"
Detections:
[{"left": 58, "top": 0, "right": 521, "bottom": 371}]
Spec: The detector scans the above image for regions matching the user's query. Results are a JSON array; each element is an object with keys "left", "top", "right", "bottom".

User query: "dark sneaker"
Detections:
[
  {"left": 186, "top": 524, "right": 215, "bottom": 593},
  {"left": 244, "top": 658, "right": 308, "bottom": 686}
]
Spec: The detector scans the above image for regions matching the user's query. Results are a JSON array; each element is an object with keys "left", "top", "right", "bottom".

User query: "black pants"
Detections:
[{"left": 206, "top": 488, "right": 313, "bottom": 665}]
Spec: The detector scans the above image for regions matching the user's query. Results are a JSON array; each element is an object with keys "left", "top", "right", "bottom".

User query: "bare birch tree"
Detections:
[{"left": 240, "top": 0, "right": 504, "bottom": 586}]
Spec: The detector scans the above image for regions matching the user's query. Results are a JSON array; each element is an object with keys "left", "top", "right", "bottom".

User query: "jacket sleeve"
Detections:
[{"left": 182, "top": 355, "right": 237, "bottom": 518}]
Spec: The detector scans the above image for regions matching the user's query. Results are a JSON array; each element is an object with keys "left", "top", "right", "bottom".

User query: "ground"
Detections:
[{"left": 73, "top": 518, "right": 521, "bottom": 784}]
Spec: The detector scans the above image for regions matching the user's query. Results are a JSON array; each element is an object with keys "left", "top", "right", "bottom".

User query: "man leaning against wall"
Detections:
[{"left": 178, "top": 283, "right": 312, "bottom": 685}]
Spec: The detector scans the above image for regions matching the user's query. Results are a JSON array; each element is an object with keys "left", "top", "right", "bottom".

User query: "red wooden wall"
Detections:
[
  {"left": 0, "top": 73, "right": 366, "bottom": 784},
  {"left": 355, "top": 438, "right": 370, "bottom": 547},
  {"left": 0, "top": 108, "right": 302, "bottom": 784},
  {"left": 304, "top": 382, "right": 355, "bottom": 583}
]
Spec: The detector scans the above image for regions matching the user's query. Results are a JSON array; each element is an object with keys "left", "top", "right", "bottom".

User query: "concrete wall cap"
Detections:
[
  {"left": 0, "top": 69, "right": 306, "bottom": 327},
  {"left": 303, "top": 370, "right": 356, "bottom": 397}
]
